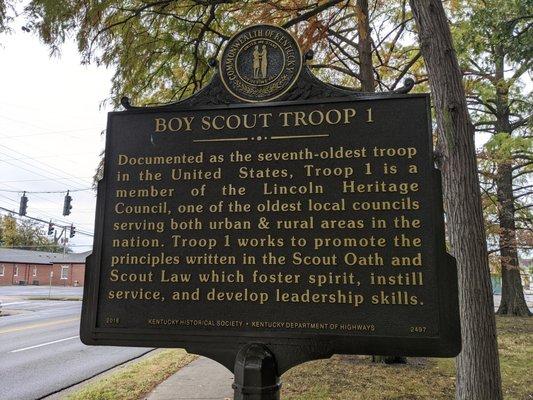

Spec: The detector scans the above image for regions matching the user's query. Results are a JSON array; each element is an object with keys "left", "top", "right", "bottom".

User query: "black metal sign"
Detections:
[{"left": 81, "top": 25, "right": 460, "bottom": 386}]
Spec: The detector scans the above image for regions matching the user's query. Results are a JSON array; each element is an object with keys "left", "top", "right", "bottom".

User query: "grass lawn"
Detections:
[
  {"left": 65, "top": 349, "right": 196, "bottom": 400},
  {"left": 281, "top": 316, "right": 532, "bottom": 400},
  {"left": 65, "top": 317, "right": 530, "bottom": 400}
]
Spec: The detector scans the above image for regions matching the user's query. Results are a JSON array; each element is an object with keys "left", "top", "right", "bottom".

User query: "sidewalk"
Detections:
[
  {"left": 146, "top": 357, "right": 233, "bottom": 400},
  {"left": 145, "top": 293, "right": 533, "bottom": 400}
]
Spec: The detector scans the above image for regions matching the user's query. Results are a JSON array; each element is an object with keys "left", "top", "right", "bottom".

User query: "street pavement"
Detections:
[
  {"left": 0, "top": 285, "right": 84, "bottom": 298},
  {"left": 0, "top": 286, "right": 152, "bottom": 400},
  {"left": 1, "top": 286, "right": 531, "bottom": 400}
]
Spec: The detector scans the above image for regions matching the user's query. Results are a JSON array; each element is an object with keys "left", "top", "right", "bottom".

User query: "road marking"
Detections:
[
  {"left": 0, "top": 317, "right": 79, "bottom": 335},
  {"left": 10, "top": 335, "right": 79, "bottom": 353},
  {"left": 0, "top": 301, "right": 29, "bottom": 307}
]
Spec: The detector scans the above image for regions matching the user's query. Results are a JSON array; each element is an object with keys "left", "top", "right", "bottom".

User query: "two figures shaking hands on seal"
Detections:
[{"left": 253, "top": 45, "right": 268, "bottom": 79}]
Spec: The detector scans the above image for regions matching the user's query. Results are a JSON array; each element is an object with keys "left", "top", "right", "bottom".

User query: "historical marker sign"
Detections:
[{"left": 81, "top": 25, "right": 460, "bottom": 375}]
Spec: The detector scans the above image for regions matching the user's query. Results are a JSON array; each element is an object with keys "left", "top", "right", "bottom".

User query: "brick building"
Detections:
[{"left": 0, "top": 249, "right": 90, "bottom": 287}]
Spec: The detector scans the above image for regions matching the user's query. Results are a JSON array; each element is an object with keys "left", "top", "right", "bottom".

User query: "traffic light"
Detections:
[
  {"left": 19, "top": 192, "right": 28, "bottom": 216},
  {"left": 70, "top": 224, "right": 76, "bottom": 238},
  {"left": 63, "top": 191, "right": 72, "bottom": 216},
  {"left": 47, "top": 221, "right": 54, "bottom": 236}
]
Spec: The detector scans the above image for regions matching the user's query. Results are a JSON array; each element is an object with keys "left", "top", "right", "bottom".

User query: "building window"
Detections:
[
  {"left": 33, "top": 267, "right": 37, "bottom": 277},
  {"left": 0, "top": 265, "right": 4, "bottom": 276},
  {"left": 14, "top": 266, "right": 19, "bottom": 277},
  {"left": 61, "top": 265, "right": 69, "bottom": 280}
]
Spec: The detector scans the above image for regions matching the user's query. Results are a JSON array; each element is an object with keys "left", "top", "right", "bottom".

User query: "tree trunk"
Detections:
[
  {"left": 409, "top": 1, "right": 503, "bottom": 399},
  {"left": 496, "top": 163, "right": 531, "bottom": 316},
  {"left": 358, "top": 0, "right": 403, "bottom": 365},
  {"left": 355, "top": 0, "right": 374, "bottom": 91},
  {"left": 492, "top": 47, "right": 531, "bottom": 317}
]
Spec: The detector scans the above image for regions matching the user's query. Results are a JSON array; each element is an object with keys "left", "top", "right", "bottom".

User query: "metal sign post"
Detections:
[{"left": 233, "top": 344, "right": 280, "bottom": 400}]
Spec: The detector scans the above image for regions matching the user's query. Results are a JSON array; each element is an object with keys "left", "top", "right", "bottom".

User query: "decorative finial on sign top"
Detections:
[
  {"left": 120, "top": 96, "right": 133, "bottom": 110},
  {"left": 208, "top": 58, "right": 218, "bottom": 68},
  {"left": 393, "top": 78, "right": 415, "bottom": 94}
]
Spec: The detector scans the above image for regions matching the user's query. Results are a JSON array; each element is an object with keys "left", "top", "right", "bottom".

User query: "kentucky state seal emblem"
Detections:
[{"left": 219, "top": 25, "right": 302, "bottom": 102}]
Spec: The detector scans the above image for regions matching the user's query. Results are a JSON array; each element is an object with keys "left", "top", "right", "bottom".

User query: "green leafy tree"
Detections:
[
  {"left": 0, "top": 0, "right": 14, "bottom": 34},
  {"left": 0, "top": 214, "right": 19, "bottom": 247},
  {"left": 451, "top": 0, "right": 532, "bottom": 316},
  {"left": 14, "top": 0, "right": 425, "bottom": 107},
  {"left": 0, "top": 214, "right": 65, "bottom": 252}
]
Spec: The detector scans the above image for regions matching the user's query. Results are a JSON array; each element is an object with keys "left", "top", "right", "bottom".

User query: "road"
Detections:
[
  {"left": 0, "top": 287, "right": 152, "bottom": 400},
  {"left": 1, "top": 286, "right": 531, "bottom": 400}
]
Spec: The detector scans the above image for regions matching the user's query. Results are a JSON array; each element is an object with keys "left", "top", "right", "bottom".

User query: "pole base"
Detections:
[{"left": 233, "top": 343, "right": 281, "bottom": 400}]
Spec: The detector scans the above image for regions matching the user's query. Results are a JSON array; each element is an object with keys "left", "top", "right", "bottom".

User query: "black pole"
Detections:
[{"left": 233, "top": 343, "right": 281, "bottom": 400}]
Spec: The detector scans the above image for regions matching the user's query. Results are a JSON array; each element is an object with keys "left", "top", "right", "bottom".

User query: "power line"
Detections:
[
  {"left": 0, "top": 155, "right": 89, "bottom": 190},
  {"left": 0, "top": 114, "right": 102, "bottom": 140},
  {"left": 0, "top": 113, "right": 55, "bottom": 131},
  {"left": 0, "top": 203, "right": 95, "bottom": 232},
  {"left": 1, "top": 182, "right": 81, "bottom": 216},
  {"left": 0, "top": 206, "right": 66, "bottom": 227},
  {"left": 0, "top": 245, "right": 91, "bottom": 249},
  {"left": 0, "top": 126, "right": 101, "bottom": 139},
  {"left": 0, "top": 100, "right": 106, "bottom": 125},
  {"left": 0, "top": 178, "right": 98, "bottom": 226},
  {"left": 0, "top": 193, "right": 20, "bottom": 207},
  {"left": 0, "top": 206, "right": 94, "bottom": 237},
  {"left": 2, "top": 154, "right": 95, "bottom": 163},
  {"left": 0, "top": 152, "right": 91, "bottom": 189},
  {"left": 0, "top": 176, "right": 93, "bottom": 184},
  {"left": 0, "top": 193, "right": 95, "bottom": 234},
  {"left": 0, "top": 207, "right": 95, "bottom": 236},
  {"left": 0, "top": 188, "right": 92, "bottom": 194},
  {"left": 0, "top": 144, "right": 94, "bottom": 188}
]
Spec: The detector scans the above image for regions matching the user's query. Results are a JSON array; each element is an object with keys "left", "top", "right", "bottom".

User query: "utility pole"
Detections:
[
  {"left": 62, "top": 226, "right": 67, "bottom": 255},
  {"left": 48, "top": 265, "right": 53, "bottom": 299}
]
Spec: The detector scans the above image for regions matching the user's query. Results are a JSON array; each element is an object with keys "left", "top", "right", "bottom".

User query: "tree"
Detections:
[
  {"left": 409, "top": 1, "right": 503, "bottom": 398},
  {"left": 15, "top": 0, "right": 425, "bottom": 107},
  {"left": 478, "top": 154, "right": 533, "bottom": 295},
  {"left": 0, "top": 1, "right": 14, "bottom": 34},
  {"left": 355, "top": 0, "right": 374, "bottom": 91},
  {"left": 0, "top": 214, "right": 65, "bottom": 253},
  {"left": 450, "top": 0, "right": 532, "bottom": 316},
  {"left": 350, "top": 0, "right": 406, "bottom": 365}
]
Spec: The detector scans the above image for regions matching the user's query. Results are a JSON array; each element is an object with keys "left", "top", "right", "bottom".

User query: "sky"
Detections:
[{"left": 0, "top": 25, "right": 114, "bottom": 252}]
